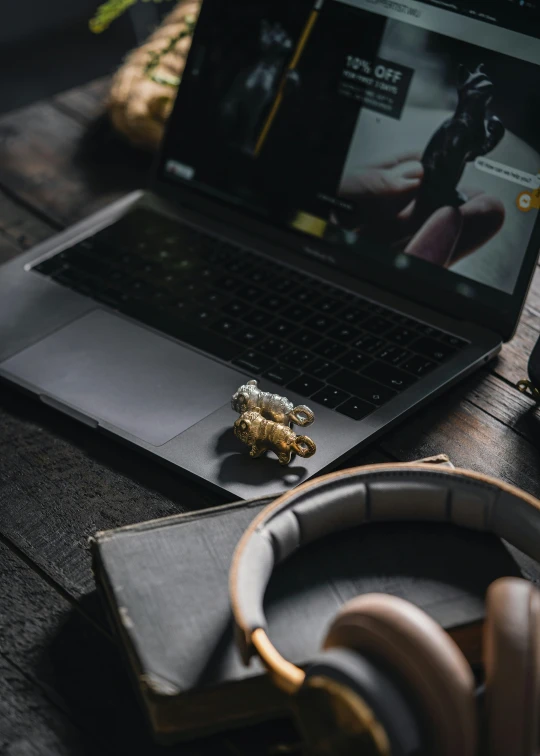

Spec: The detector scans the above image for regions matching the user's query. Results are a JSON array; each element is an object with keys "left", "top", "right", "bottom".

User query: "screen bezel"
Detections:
[{"left": 151, "top": 0, "right": 540, "bottom": 342}]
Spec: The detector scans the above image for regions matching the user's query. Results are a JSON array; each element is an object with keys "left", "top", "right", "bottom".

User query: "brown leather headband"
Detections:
[{"left": 229, "top": 462, "right": 540, "bottom": 693}]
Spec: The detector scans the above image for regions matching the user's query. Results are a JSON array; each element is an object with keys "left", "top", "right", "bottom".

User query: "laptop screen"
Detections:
[{"left": 158, "top": 0, "right": 540, "bottom": 322}]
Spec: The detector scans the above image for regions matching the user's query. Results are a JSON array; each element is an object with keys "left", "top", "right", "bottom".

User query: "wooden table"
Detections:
[{"left": 1, "top": 78, "right": 540, "bottom": 755}]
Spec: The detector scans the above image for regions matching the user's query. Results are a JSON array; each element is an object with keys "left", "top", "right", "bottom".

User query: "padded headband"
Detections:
[{"left": 229, "top": 462, "right": 540, "bottom": 691}]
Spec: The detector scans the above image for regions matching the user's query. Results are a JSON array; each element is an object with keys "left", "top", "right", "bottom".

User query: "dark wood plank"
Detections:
[
  {"left": 0, "top": 100, "right": 151, "bottom": 227},
  {"left": 0, "top": 654, "right": 104, "bottom": 756},
  {"left": 0, "top": 182, "right": 54, "bottom": 262},
  {"left": 379, "top": 374, "right": 540, "bottom": 503},
  {"left": 0, "top": 186, "right": 55, "bottom": 250},
  {"left": 53, "top": 77, "right": 111, "bottom": 124},
  {"left": 466, "top": 372, "right": 540, "bottom": 445},
  {"left": 0, "top": 544, "right": 112, "bottom": 755},
  {"left": 0, "top": 541, "right": 300, "bottom": 756},
  {"left": 0, "top": 386, "right": 223, "bottom": 600},
  {"left": 0, "top": 232, "right": 22, "bottom": 264}
]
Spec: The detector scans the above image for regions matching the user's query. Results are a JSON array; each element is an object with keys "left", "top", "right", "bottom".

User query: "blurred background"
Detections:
[{"left": 0, "top": 0, "right": 169, "bottom": 114}]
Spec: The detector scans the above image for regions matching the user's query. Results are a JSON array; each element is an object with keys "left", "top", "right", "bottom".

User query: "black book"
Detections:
[{"left": 91, "top": 480, "right": 522, "bottom": 743}]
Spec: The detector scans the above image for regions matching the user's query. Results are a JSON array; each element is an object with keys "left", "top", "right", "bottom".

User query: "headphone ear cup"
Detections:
[
  {"left": 484, "top": 577, "right": 540, "bottom": 756},
  {"left": 300, "top": 647, "right": 425, "bottom": 756},
  {"left": 323, "top": 593, "right": 477, "bottom": 756}
]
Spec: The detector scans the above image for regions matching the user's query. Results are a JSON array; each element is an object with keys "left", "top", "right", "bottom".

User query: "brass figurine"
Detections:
[
  {"left": 231, "top": 379, "right": 314, "bottom": 427},
  {"left": 234, "top": 409, "right": 316, "bottom": 465}
]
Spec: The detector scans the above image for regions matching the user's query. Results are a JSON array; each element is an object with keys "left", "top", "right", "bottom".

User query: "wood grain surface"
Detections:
[{"left": 1, "top": 77, "right": 540, "bottom": 754}]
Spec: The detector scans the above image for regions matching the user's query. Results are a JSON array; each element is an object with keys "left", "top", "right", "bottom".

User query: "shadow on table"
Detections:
[
  {"left": 1, "top": 384, "right": 223, "bottom": 514},
  {"left": 74, "top": 113, "right": 154, "bottom": 193},
  {"left": 510, "top": 401, "right": 540, "bottom": 448},
  {"left": 43, "top": 598, "right": 298, "bottom": 756}
]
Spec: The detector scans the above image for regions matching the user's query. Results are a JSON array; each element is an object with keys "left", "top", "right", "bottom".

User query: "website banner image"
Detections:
[
  {"left": 165, "top": 0, "right": 540, "bottom": 295},
  {"left": 334, "top": 4, "right": 540, "bottom": 293}
]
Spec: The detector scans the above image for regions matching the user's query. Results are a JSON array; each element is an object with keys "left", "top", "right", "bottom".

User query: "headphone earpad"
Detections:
[
  {"left": 484, "top": 577, "right": 540, "bottom": 756},
  {"left": 302, "top": 647, "right": 425, "bottom": 755},
  {"left": 323, "top": 593, "right": 477, "bottom": 756}
]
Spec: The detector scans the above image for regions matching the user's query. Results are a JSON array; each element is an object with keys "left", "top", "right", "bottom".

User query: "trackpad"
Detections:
[{"left": 1, "top": 309, "right": 243, "bottom": 446}]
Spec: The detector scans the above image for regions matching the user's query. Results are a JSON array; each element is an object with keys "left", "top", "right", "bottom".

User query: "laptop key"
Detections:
[
  {"left": 318, "top": 298, "right": 343, "bottom": 315},
  {"left": 338, "top": 351, "right": 371, "bottom": 372},
  {"left": 306, "top": 357, "right": 338, "bottom": 380},
  {"left": 209, "top": 318, "right": 241, "bottom": 337},
  {"left": 362, "top": 361, "right": 416, "bottom": 391},
  {"left": 234, "top": 327, "right": 264, "bottom": 346},
  {"left": 318, "top": 340, "right": 347, "bottom": 360},
  {"left": 337, "top": 397, "right": 375, "bottom": 421},
  {"left": 237, "top": 284, "right": 264, "bottom": 301},
  {"left": 416, "top": 324, "right": 444, "bottom": 338},
  {"left": 191, "top": 306, "right": 215, "bottom": 323},
  {"left": 203, "top": 290, "right": 229, "bottom": 307},
  {"left": 273, "top": 319, "right": 298, "bottom": 339},
  {"left": 331, "top": 369, "right": 396, "bottom": 405},
  {"left": 362, "top": 316, "right": 393, "bottom": 335},
  {"left": 233, "top": 351, "right": 274, "bottom": 374},
  {"left": 312, "top": 386, "right": 350, "bottom": 408},
  {"left": 377, "top": 346, "right": 411, "bottom": 366},
  {"left": 296, "top": 287, "right": 314, "bottom": 305},
  {"left": 281, "top": 303, "right": 312, "bottom": 322},
  {"left": 259, "top": 294, "right": 287, "bottom": 311},
  {"left": 263, "top": 364, "right": 301, "bottom": 386},
  {"left": 272, "top": 277, "right": 296, "bottom": 294},
  {"left": 401, "top": 355, "right": 436, "bottom": 376},
  {"left": 288, "top": 375, "right": 325, "bottom": 396},
  {"left": 387, "top": 327, "right": 417, "bottom": 345},
  {"left": 440, "top": 333, "right": 468, "bottom": 348},
  {"left": 304, "top": 314, "right": 338, "bottom": 332},
  {"left": 341, "top": 307, "right": 368, "bottom": 325},
  {"left": 294, "top": 329, "right": 322, "bottom": 350},
  {"left": 150, "top": 288, "right": 176, "bottom": 307},
  {"left": 216, "top": 276, "right": 242, "bottom": 291},
  {"left": 353, "top": 334, "right": 384, "bottom": 354},
  {"left": 247, "top": 269, "right": 272, "bottom": 285},
  {"left": 246, "top": 309, "right": 275, "bottom": 329},
  {"left": 258, "top": 337, "right": 290, "bottom": 358},
  {"left": 412, "top": 337, "right": 456, "bottom": 362},
  {"left": 327, "top": 325, "right": 361, "bottom": 343},
  {"left": 282, "top": 349, "right": 313, "bottom": 369},
  {"left": 170, "top": 297, "right": 195, "bottom": 315},
  {"left": 222, "top": 301, "right": 246, "bottom": 317}
]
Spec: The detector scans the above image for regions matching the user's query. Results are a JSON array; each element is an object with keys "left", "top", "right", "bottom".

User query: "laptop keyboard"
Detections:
[{"left": 32, "top": 209, "right": 468, "bottom": 421}]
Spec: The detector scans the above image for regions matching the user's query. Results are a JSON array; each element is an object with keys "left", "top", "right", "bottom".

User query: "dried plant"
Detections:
[{"left": 89, "top": 0, "right": 174, "bottom": 33}]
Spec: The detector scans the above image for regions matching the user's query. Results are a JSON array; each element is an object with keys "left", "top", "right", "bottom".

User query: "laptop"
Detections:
[{"left": 1, "top": 0, "right": 539, "bottom": 500}]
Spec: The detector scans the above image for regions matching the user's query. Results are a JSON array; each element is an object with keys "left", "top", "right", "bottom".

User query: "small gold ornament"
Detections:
[
  {"left": 234, "top": 409, "right": 316, "bottom": 465},
  {"left": 231, "top": 379, "right": 314, "bottom": 427},
  {"left": 517, "top": 379, "right": 540, "bottom": 401}
]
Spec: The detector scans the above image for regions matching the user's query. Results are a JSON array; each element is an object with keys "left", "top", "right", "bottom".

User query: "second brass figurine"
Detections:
[{"left": 233, "top": 409, "right": 316, "bottom": 465}]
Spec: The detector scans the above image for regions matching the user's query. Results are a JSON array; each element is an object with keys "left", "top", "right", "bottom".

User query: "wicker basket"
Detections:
[{"left": 108, "top": 0, "right": 200, "bottom": 151}]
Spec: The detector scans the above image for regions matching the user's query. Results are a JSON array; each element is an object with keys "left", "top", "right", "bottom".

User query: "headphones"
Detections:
[{"left": 229, "top": 462, "right": 540, "bottom": 755}]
